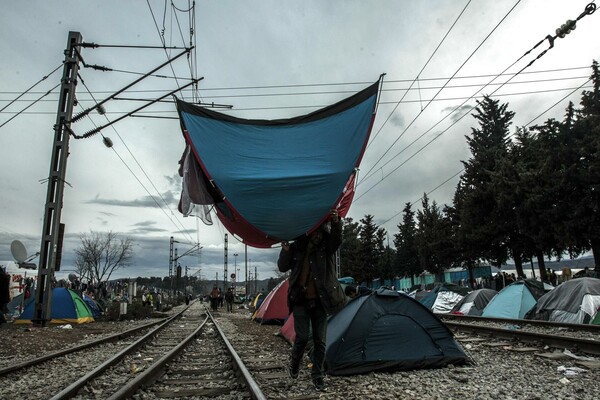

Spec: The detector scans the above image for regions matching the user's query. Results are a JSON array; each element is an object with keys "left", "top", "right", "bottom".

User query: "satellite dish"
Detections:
[{"left": 11, "top": 240, "right": 28, "bottom": 263}]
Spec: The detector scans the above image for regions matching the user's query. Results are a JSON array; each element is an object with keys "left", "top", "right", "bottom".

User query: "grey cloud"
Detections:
[
  {"left": 87, "top": 191, "right": 175, "bottom": 208},
  {"left": 442, "top": 104, "right": 474, "bottom": 123}
]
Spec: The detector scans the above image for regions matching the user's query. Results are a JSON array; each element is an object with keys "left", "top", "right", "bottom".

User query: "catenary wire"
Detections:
[
  {"left": 378, "top": 77, "right": 593, "bottom": 229},
  {"left": 0, "top": 63, "right": 63, "bottom": 113},
  {"left": 0, "top": 83, "right": 61, "bottom": 129},
  {"left": 359, "top": 0, "right": 523, "bottom": 186},
  {"left": 367, "top": 0, "right": 472, "bottom": 149},
  {"left": 0, "top": 66, "right": 589, "bottom": 97},
  {"left": 76, "top": 73, "right": 197, "bottom": 244},
  {"left": 355, "top": 1, "right": 596, "bottom": 200}
]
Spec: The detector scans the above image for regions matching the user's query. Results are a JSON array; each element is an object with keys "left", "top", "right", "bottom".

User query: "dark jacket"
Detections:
[{"left": 278, "top": 220, "right": 346, "bottom": 315}]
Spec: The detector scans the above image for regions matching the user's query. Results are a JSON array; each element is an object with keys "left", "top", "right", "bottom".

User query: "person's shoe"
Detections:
[
  {"left": 288, "top": 363, "right": 299, "bottom": 379},
  {"left": 312, "top": 377, "right": 326, "bottom": 391}
]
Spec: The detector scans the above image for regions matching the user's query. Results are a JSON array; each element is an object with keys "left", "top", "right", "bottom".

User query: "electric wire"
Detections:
[
  {"left": 146, "top": 0, "right": 184, "bottom": 99},
  {"left": 359, "top": 0, "right": 523, "bottom": 187},
  {"left": 170, "top": 0, "right": 199, "bottom": 102},
  {"left": 75, "top": 74, "right": 197, "bottom": 244},
  {"left": 0, "top": 63, "right": 63, "bottom": 113},
  {"left": 379, "top": 76, "right": 594, "bottom": 229},
  {"left": 3, "top": 84, "right": 593, "bottom": 117},
  {"left": 0, "top": 66, "right": 590, "bottom": 97},
  {"left": 366, "top": 0, "right": 472, "bottom": 150},
  {"left": 355, "top": 1, "right": 596, "bottom": 201},
  {"left": 0, "top": 83, "right": 61, "bottom": 129},
  {"left": 1, "top": 80, "right": 592, "bottom": 110}
]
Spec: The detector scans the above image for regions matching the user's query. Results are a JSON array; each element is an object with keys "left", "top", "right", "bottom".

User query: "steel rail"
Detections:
[
  {"left": 48, "top": 309, "right": 188, "bottom": 400},
  {"left": 446, "top": 321, "right": 600, "bottom": 356},
  {"left": 439, "top": 313, "right": 600, "bottom": 333},
  {"left": 0, "top": 317, "right": 168, "bottom": 376},
  {"left": 208, "top": 309, "right": 269, "bottom": 400},
  {"left": 104, "top": 313, "right": 209, "bottom": 400}
]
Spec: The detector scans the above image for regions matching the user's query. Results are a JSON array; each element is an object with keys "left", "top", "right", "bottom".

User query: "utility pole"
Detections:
[
  {"left": 223, "top": 233, "right": 228, "bottom": 291},
  {"left": 169, "top": 236, "right": 174, "bottom": 279},
  {"left": 244, "top": 244, "right": 248, "bottom": 298},
  {"left": 169, "top": 238, "right": 201, "bottom": 296},
  {"left": 33, "top": 31, "right": 82, "bottom": 326}
]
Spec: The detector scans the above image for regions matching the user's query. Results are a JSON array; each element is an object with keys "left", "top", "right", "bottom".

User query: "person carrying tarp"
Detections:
[{"left": 278, "top": 209, "right": 346, "bottom": 392}]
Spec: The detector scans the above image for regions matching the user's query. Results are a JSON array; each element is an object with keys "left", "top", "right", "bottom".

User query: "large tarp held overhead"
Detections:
[{"left": 176, "top": 80, "right": 380, "bottom": 247}]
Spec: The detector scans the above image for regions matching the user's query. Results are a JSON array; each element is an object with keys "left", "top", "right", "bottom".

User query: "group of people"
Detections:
[
  {"left": 208, "top": 286, "right": 236, "bottom": 312},
  {"left": 141, "top": 291, "right": 162, "bottom": 311}
]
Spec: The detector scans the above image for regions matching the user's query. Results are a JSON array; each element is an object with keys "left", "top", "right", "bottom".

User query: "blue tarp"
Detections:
[{"left": 177, "top": 80, "right": 380, "bottom": 247}]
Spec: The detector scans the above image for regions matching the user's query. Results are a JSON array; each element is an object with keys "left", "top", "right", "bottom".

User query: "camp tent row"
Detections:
[
  {"left": 252, "top": 276, "right": 600, "bottom": 375},
  {"left": 253, "top": 279, "right": 471, "bottom": 375}
]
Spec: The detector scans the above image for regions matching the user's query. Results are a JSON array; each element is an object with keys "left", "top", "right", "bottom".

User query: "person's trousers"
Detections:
[{"left": 291, "top": 300, "right": 327, "bottom": 379}]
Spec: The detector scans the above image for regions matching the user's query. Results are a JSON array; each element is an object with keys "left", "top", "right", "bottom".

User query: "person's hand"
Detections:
[
  {"left": 282, "top": 241, "right": 290, "bottom": 252},
  {"left": 330, "top": 209, "right": 339, "bottom": 223}
]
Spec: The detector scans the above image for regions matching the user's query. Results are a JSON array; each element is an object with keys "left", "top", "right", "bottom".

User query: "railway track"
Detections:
[
  {"left": 0, "top": 318, "right": 166, "bottom": 376},
  {"left": 1, "top": 303, "right": 598, "bottom": 399},
  {"left": 439, "top": 314, "right": 600, "bottom": 356},
  {"left": 0, "top": 302, "right": 283, "bottom": 399}
]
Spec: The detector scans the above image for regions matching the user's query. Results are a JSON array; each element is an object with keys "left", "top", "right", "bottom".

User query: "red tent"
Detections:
[
  {"left": 252, "top": 278, "right": 289, "bottom": 324},
  {"left": 278, "top": 312, "right": 295, "bottom": 344}
]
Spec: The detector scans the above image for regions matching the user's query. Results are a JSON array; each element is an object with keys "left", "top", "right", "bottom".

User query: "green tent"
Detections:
[{"left": 15, "top": 287, "right": 95, "bottom": 324}]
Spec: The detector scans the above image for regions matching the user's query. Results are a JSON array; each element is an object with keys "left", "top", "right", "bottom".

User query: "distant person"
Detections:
[
  {"left": 218, "top": 288, "right": 224, "bottom": 308},
  {"left": 209, "top": 286, "right": 219, "bottom": 312},
  {"left": 278, "top": 209, "right": 346, "bottom": 392},
  {"left": 225, "top": 288, "right": 234, "bottom": 312},
  {"left": 156, "top": 292, "right": 162, "bottom": 311},
  {"left": 146, "top": 292, "right": 154, "bottom": 309},
  {"left": 550, "top": 270, "right": 558, "bottom": 286}
]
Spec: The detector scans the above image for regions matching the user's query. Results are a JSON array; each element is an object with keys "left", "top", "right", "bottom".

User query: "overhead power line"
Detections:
[
  {"left": 380, "top": 76, "right": 593, "bottom": 229},
  {"left": 75, "top": 77, "right": 197, "bottom": 244},
  {"left": 359, "top": 0, "right": 524, "bottom": 188},
  {"left": 354, "top": 1, "right": 597, "bottom": 203},
  {"left": 0, "top": 66, "right": 590, "bottom": 98},
  {"left": 0, "top": 63, "right": 63, "bottom": 113}
]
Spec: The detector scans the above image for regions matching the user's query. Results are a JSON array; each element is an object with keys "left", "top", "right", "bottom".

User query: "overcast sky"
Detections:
[{"left": 1, "top": 0, "right": 599, "bottom": 284}]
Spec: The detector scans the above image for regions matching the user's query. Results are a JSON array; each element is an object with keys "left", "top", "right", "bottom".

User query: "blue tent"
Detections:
[
  {"left": 482, "top": 279, "right": 547, "bottom": 319},
  {"left": 83, "top": 295, "right": 102, "bottom": 318},
  {"left": 325, "top": 288, "right": 470, "bottom": 375},
  {"left": 177, "top": 79, "right": 381, "bottom": 248},
  {"left": 15, "top": 288, "right": 94, "bottom": 324}
]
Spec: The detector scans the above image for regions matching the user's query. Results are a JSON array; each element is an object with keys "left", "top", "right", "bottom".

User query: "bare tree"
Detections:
[{"left": 74, "top": 231, "right": 134, "bottom": 283}]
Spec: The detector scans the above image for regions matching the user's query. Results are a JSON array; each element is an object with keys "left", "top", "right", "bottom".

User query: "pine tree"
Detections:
[
  {"left": 571, "top": 61, "right": 600, "bottom": 267},
  {"left": 455, "top": 96, "right": 514, "bottom": 270},
  {"left": 357, "top": 215, "right": 386, "bottom": 287},
  {"left": 393, "top": 202, "right": 421, "bottom": 286}
]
